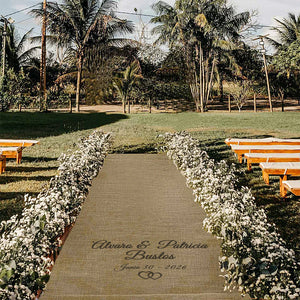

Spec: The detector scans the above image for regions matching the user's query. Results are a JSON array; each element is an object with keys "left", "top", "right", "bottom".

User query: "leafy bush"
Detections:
[{"left": 229, "top": 80, "right": 252, "bottom": 112}]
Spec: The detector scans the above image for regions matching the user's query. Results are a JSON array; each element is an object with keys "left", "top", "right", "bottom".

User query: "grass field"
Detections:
[{"left": 0, "top": 110, "right": 299, "bottom": 259}]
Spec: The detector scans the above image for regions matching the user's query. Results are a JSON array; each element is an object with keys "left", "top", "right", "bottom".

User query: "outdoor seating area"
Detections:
[
  {"left": 0, "top": 139, "right": 39, "bottom": 171},
  {"left": 226, "top": 138, "right": 300, "bottom": 197}
]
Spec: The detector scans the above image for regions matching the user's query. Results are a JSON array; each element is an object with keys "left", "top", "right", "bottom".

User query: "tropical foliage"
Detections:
[
  {"left": 151, "top": 0, "right": 250, "bottom": 112},
  {"left": 113, "top": 60, "right": 141, "bottom": 113},
  {"left": 267, "top": 13, "right": 300, "bottom": 50},
  {"left": 269, "top": 13, "right": 300, "bottom": 101},
  {"left": 0, "top": 24, "right": 39, "bottom": 72},
  {"left": 31, "top": 0, "right": 134, "bottom": 111}
]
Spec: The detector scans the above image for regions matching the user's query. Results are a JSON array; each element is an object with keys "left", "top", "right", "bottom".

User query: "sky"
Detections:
[{"left": 1, "top": 0, "right": 300, "bottom": 49}]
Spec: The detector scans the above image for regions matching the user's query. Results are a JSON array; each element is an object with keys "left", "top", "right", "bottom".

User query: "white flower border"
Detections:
[
  {"left": 164, "top": 132, "right": 300, "bottom": 300},
  {"left": 0, "top": 130, "right": 112, "bottom": 299}
]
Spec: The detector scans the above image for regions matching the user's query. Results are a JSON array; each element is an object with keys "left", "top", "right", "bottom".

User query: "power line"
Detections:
[
  {"left": 2, "top": 4, "right": 274, "bottom": 34},
  {"left": 15, "top": 16, "right": 35, "bottom": 24},
  {"left": 115, "top": 11, "right": 156, "bottom": 18},
  {"left": 4, "top": 3, "right": 40, "bottom": 18}
]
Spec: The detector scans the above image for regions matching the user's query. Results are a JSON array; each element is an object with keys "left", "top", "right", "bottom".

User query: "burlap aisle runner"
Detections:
[{"left": 42, "top": 154, "right": 249, "bottom": 300}]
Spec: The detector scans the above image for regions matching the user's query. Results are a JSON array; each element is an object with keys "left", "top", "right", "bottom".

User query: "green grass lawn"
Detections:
[{"left": 0, "top": 110, "right": 299, "bottom": 259}]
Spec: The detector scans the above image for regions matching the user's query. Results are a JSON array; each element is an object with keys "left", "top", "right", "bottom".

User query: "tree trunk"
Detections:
[
  {"left": 228, "top": 95, "right": 231, "bottom": 113},
  {"left": 39, "top": 0, "right": 47, "bottom": 112},
  {"left": 69, "top": 96, "right": 72, "bottom": 113},
  {"left": 128, "top": 99, "right": 131, "bottom": 114},
  {"left": 149, "top": 98, "right": 151, "bottom": 113},
  {"left": 254, "top": 93, "right": 257, "bottom": 112},
  {"left": 19, "top": 104, "right": 22, "bottom": 112},
  {"left": 199, "top": 44, "right": 204, "bottom": 112},
  {"left": 206, "top": 57, "right": 216, "bottom": 104},
  {"left": 75, "top": 54, "right": 83, "bottom": 113},
  {"left": 219, "top": 76, "right": 224, "bottom": 102},
  {"left": 123, "top": 96, "right": 126, "bottom": 113}
]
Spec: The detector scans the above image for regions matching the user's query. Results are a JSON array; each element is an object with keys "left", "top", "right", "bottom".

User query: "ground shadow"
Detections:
[
  {"left": 5, "top": 165, "right": 58, "bottom": 172},
  {"left": 0, "top": 112, "right": 128, "bottom": 138},
  {"left": 0, "top": 175, "right": 53, "bottom": 185}
]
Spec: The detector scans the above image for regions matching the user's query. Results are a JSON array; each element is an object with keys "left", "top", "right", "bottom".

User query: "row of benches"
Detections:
[
  {"left": 225, "top": 138, "right": 300, "bottom": 197},
  {"left": 0, "top": 139, "right": 39, "bottom": 173}
]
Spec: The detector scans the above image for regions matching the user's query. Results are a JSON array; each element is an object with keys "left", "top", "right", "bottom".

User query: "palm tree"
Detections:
[
  {"left": 0, "top": 24, "right": 39, "bottom": 72},
  {"left": 113, "top": 60, "right": 141, "bottom": 113},
  {"left": 267, "top": 13, "right": 300, "bottom": 49},
  {"left": 151, "top": 0, "right": 250, "bottom": 112},
  {"left": 31, "top": 0, "right": 134, "bottom": 112},
  {"left": 268, "top": 13, "right": 300, "bottom": 103}
]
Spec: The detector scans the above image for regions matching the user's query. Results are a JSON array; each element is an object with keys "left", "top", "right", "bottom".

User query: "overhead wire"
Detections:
[
  {"left": 1, "top": 3, "right": 273, "bottom": 36},
  {"left": 4, "top": 3, "right": 40, "bottom": 18}
]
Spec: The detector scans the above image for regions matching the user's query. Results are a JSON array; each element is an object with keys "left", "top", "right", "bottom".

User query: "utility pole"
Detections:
[
  {"left": 1, "top": 16, "right": 14, "bottom": 78},
  {"left": 2, "top": 19, "right": 7, "bottom": 78},
  {"left": 40, "top": 0, "right": 47, "bottom": 111},
  {"left": 254, "top": 35, "right": 273, "bottom": 112}
]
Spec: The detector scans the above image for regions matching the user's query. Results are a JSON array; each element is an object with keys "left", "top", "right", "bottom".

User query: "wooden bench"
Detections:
[
  {"left": 0, "top": 147, "right": 23, "bottom": 164},
  {"left": 281, "top": 180, "right": 300, "bottom": 197},
  {"left": 0, "top": 154, "right": 6, "bottom": 174},
  {"left": 259, "top": 162, "right": 300, "bottom": 196},
  {"left": 0, "top": 139, "right": 39, "bottom": 148},
  {"left": 231, "top": 145, "right": 300, "bottom": 163},
  {"left": 225, "top": 137, "right": 300, "bottom": 146},
  {"left": 244, "top": 153, "right": 300, "bottom": 171}
]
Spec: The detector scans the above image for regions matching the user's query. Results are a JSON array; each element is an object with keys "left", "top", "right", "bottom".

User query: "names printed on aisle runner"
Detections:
[{"left": 91, "top": 239, "right": 209, "bottom": 280}]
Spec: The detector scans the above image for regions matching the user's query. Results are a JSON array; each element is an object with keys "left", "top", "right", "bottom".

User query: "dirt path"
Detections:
[{"left": 41, "top": 154, "right": 250, "bottom": 300}]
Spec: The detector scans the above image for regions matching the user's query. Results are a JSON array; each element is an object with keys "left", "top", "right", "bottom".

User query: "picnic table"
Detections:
[
  {"left": 231, "top": 145, "right": 300, "bottom": 163},
  {"left": 225, "top": 137, "right": 300, "bottom": 146},
  {"left": 244, "top": 153, "right": 300, "bottom": 171}
]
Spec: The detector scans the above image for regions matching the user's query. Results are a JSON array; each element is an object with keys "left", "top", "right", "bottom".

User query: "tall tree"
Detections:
[
  {"left": 151, "top": 0, "right": 250, "bottom": 112},
  {"left": 32, "top": 0, "right": 134, "bottom": 112},
  {"left": 0, "top": 24, "right": 39, "bottom": 72},
  {"left": 268, "top": 13, "right": 300, "bottom": 107},
  {"left": 267, "top": 13, "right": 300, "bottom": 49},
  {"left": 113, "top": 60, "right": 141, "bottom": 113}
]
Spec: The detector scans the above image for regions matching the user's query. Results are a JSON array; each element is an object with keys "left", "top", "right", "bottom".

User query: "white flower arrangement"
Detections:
[
  {"left": 0, "top": 130, "right": 112, "bottom": 299},
  {"left": 164, "top": 132, "right": 300, "bottom": 300}
]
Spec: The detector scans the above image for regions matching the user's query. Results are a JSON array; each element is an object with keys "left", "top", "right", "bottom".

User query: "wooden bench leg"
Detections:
[
  {"left": 3, "top": 157, "right": 6, "bottom": 172},
  {"left": 0, "top": 157, "right": 6, "bottom": 174},
  {"left": 17, "top": 150, "right": 22, "bottom": 164},
  {"left": 262, "top": 171, "right": 269, "bottom": 185},
  {"left": 280, "top": 175, "right": 287, "bottom": 198},
  {"left": 238, "top": 154, "right": 243, "bottom": 163},
  {"left": 247, "top": 160, "right": 252, "bottom": 171}
]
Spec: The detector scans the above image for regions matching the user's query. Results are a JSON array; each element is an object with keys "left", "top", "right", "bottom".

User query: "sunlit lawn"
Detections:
[{"left": 0, "top": 110, "right": 299, "bottom": 259}]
